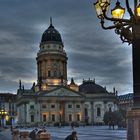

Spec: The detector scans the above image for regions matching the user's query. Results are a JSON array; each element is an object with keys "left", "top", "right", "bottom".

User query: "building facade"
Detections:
[
  {"left": 0, "top": 93, "right": 17, "bottom": 126},
  {"left": 118, "top": 93, "right": 133, "bottom": 111},
  {"left": 16, "top": 20, "right": 118, "bottom": 125}
]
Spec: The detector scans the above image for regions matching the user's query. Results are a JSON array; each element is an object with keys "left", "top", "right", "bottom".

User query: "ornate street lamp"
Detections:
[
  {"left": 94, "top": 0, "right": 140, "bottom": 140},
  {"left": 94, "top": 0, "right": 140, "bottom": 44}
]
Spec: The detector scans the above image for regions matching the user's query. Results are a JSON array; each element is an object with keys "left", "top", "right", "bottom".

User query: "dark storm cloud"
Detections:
[{"left": 0, "top": 0, "right": 133, "bottom": 94}]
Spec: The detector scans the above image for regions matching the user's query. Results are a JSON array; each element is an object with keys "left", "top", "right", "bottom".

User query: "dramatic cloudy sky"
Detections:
[{"left": 0, "top": 0, "right": 133, "bottom": 95}]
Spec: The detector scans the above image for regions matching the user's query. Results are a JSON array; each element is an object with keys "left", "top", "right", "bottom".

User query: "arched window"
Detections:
[
  {"left": 97, "top": 107, "right": 101, "bottom": 117},
  {"left": 31, "top": 115, "right": 34, "bottom": 122},
  {"left": 77, "top": 114, "right": 80, "bottom": 121},
  {"left": 43, "top": 114, "right": 46, "bottom": 122}
]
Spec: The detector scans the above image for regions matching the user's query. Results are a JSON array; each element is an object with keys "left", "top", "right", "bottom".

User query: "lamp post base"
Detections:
[{"left": 127, "top": 108, "right": 140, "bottom": 140}]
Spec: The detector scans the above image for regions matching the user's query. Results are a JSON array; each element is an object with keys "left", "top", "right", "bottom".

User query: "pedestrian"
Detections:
[
  {"left": 108, "top": 121, "right": 111, "bottom": 129},
  {"left": 64, "top": 131, "right": 78, "bottom": 140},
  {"left": 10, "top": 125, "right": 13, "bottom": 132},
  {"left": 29, "top": 129, "right": 36, "bottom": 140},
  {"left": 112, "top": 121, "right": 115, "bottom": 130}
]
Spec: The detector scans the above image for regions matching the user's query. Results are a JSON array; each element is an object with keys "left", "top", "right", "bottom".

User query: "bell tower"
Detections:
[{"left": 36, "top": 18, "right": 68, "bottom": 90}]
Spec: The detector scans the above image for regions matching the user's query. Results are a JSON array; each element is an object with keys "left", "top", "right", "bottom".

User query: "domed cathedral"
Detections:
[
  {"left": 16, "top": 19, "right": 118, "bottom": 126},
  {"left": 36, "top": 18, "right": 67, "bottom": 91},
  {"left": 16, "top": 19, "right": 85, "bottom": 125}
]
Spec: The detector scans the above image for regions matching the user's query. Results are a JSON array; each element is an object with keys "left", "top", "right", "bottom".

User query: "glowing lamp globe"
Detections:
[
  {"left": 137, "top": 4, "right": 140, "bottom": 16},
  {"left": 111, "top": 1, "right": 125, "bottom": 19},
  {"left": 94, "top": 0, "right": 110, "bottom": 19},
  {"left": 94, "top": 1, "right": 104, "bottom": 19}
]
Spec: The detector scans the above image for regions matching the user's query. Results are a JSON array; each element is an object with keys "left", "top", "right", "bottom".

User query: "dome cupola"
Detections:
[
  {"left": 36, "top": 18, "right": 68, "bottom": 89},
  {"left": 41, "top": 18, "right": 62, "bottom": 43},
  {"left": 79, "top": 79, "right": 108, "bottom": 94}
]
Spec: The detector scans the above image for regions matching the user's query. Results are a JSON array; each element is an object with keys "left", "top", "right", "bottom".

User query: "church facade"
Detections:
[{"left": 16, "top": 20, "right": 118, "bottom": 125}]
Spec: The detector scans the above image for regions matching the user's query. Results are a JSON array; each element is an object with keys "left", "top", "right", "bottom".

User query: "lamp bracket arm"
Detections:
[
  {"left": 100, "top": 20, "right": 118, "bottom": 30},
  {"left": 103, "top": 10, "right": 130, "bottom": 23},
  {"left": 125, "top": 0, "right": 134, "bottom": 18}
]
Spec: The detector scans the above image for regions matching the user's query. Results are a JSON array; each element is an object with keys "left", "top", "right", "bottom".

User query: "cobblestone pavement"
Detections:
[{"left": 0, "top": 126, "right": 126, "bottom": 140}]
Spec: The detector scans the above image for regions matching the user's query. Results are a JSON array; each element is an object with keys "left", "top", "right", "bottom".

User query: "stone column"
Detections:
[
  {"left": 127, "top": 24, "right": 140, "bottom": 140},
  {"left": 127, "top": 109, "right": 140, "bottom": 140},
  {"left": 91, "top": 102, "right": 94, "bottom": 125}
]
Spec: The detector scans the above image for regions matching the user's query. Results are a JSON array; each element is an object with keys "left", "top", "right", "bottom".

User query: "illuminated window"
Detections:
[
  {"left": 77, "top": 114, "right": 80, "bottom": 121},
  {"left": 43, "top": 114, "right": 46, "bottom": 122},
  {"left": 51, "top": 104, "right": 55, "bottom": 108}
]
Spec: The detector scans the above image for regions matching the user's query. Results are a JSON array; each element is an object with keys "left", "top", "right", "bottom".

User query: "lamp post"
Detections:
[{"left": 94, "top": 0, "right": 140, "bottom": 139}]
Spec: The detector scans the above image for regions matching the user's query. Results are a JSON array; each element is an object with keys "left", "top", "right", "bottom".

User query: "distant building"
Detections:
[
  {"left": 0, "top": 93, "right": 17, "bottom": 126},
  {"left": 118, "top": 93, "right": 133, "bottom": 111},
  {"left": 79, "top": 80, "right": 118, "bottom": 124},
  {"left": 16, "top": 19, "right": 118, "bottom": 125}
]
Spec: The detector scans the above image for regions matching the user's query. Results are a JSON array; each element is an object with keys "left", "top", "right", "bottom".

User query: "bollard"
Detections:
[
  {"left": 20, "top": 131, "right": 29, "bottom": 140},
  {"left": 12, "top": 129, "right": 19, "bottom": 140},
  {"left": 38, "top": 132, "right": 51, "bottom": 140}
]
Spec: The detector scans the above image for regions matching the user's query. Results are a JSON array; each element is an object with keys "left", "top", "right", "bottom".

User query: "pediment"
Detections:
[{"left": 43, "top": 87, "right": 82, "bottom": 97}]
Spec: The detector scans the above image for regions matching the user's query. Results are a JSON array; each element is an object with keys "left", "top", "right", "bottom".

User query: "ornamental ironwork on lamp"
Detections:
[{"left": 94, "top": 0, "right": 140, "bottom": 44}]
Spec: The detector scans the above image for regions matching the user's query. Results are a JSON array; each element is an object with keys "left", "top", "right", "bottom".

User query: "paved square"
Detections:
[
  {"left": 47, "top": 126, "right": 126, "bottom": 140},
  {"left": 0, "top": 126, "right": 127, "bottom": 140}
]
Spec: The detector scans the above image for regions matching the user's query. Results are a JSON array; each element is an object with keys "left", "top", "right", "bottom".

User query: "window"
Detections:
[
  {"left": 54, "top": 71, "right": 57, "bottom": 77},
  {"left": 97, "top": 107, "right": 101, "bottom": 117},
  {"left": 31, "top": 115, "right": 34, "bottom": 122},
  {"left": 48, "top": 70, "right": 51, "bottom": 77},
  {"left": 85, "top": 108, "right": 88, "bottom": 117},
  {"left": 52, "top": 114, "right": 55, "bottom": 122},
  {"left": 30, "top": 105, "right": 34, "bottom": 109},
  {"left": 51, "top": 104, "right": 55, "bottom": 108},
  {"left": 108, "top": 104, "right": 112, "bottom": 112},
  {"left": 12, "top": 103, "right": 14, "bottom": 110},
  {"left": 68, "top": 104, "right": 72, "bottom": 108},
  {"left": 76, "top": 104, "right": 80, "bottom": 109},
  {"left": 43, "top": 114, "right": 46, "bottom": 122},
  {"left": 42, "top": 104, "right": 46, "bottom": 109},
  {"left": 69, "top": 114, "right": 72, "bottom": 121},
  {"left": 77, "top": 114, "right": 80, "bottom": 121}
]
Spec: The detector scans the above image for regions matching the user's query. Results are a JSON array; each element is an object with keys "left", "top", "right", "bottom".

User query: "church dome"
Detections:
[
  {"left": 41, "top": 20, "right": 62, "bottom": 43},
  {"left": 79, "top": 80, "right": 108, "bottom": 94}
]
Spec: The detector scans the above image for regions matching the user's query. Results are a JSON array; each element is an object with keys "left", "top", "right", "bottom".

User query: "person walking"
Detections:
[{"left": 65, "top": 131, "right": 78, "bottom": 140}]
